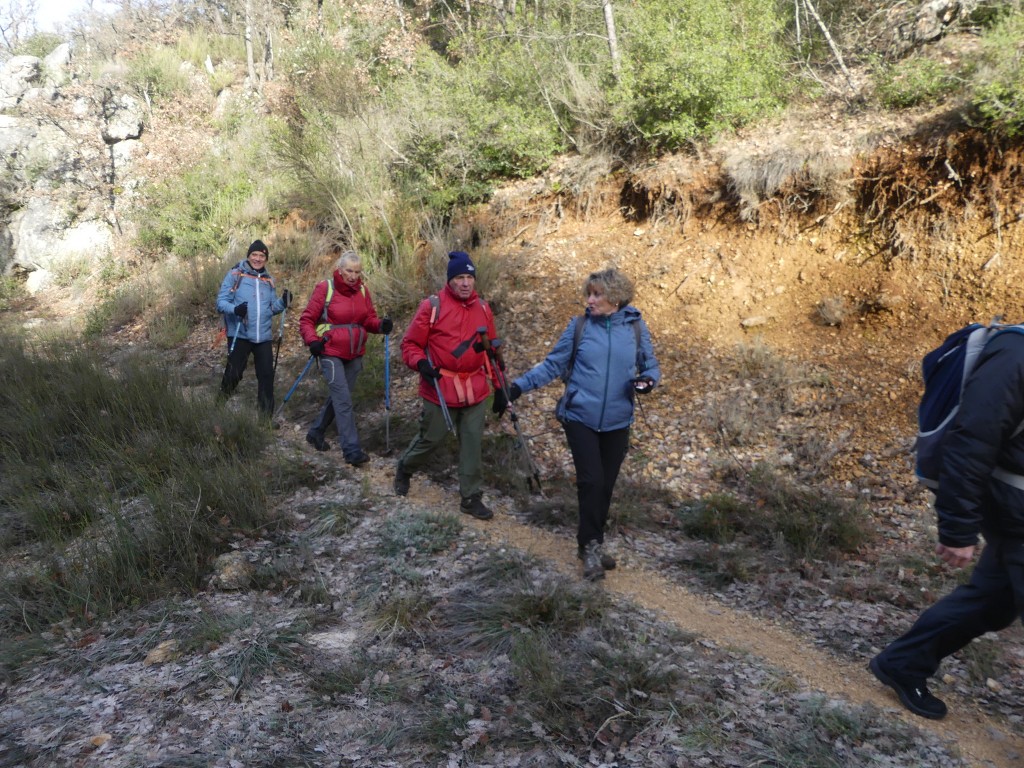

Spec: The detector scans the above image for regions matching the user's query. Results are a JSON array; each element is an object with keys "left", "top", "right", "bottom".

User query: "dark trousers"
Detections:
[
  {"left": 221, "top": 339, "right": 275, "bottom": 415},
  {"left": 563, "top": 421, "right": 629, "bottom": 548},
  {"left": 878, "top": 535, "right": 1024, "bottom": 680},
  {"left": 309, "top": 356, "right": 363, "bottom": 459}
]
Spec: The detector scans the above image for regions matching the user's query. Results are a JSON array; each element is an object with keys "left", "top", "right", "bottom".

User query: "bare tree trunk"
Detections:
[
  {"left": 801, "top": 0, "right": 854, "bottom": 92},
  {"left": 263, "top": 25, "right": 273, "bottom": 82},
  {"left": 245, "top": 0, "right": 257, "bottom": 87},
  {"left": 602, "top": 0, "right": 620, "bottom": 80}
]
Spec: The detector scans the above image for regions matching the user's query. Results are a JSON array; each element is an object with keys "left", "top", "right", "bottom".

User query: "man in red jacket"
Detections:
[{"left": 394, "top": 251, "right": 505, "bottom": 519}]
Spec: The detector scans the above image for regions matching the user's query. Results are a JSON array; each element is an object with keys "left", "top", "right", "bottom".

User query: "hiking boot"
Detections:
[
  {"left": 460, "top": 493, "right": 493, "bottom": 520},
  {"left": 582, "top": 541, "right": 606, "bottom": 582},
  {"left": 869, "top": 656, "right": 947, "bottom": 720},
  {"left": 305, "top": 430, "right": 330, "bottom": 452},
  {"left": 346, "top": 450, "right": 370, "bottom": 466},
  {"left": 577, "top": 544, "right": 616, "bottom": 570},
  {"left": 394, "top": 462, "right": 411, "bottom": 496}
]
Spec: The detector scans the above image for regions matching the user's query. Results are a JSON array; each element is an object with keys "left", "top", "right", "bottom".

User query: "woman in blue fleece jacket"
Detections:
[
  {"left": 509, "top": 268, "right": 660, "bottom": 581},
  {"left": 216, "top": 239, "right": 291, "bottom": 416}
]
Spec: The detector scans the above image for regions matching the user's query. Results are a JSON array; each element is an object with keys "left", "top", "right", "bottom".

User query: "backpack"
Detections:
[
  {"left": 425, "top": 293, "right": 492, "bottom": 328},
  {"left": 915, "top": 321, "right": 1024, "bottom": 488}
]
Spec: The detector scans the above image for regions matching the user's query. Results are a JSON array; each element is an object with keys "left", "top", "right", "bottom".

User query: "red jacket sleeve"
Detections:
[{"left": 299, "top": 281, "right": 328, "bottom": 345}]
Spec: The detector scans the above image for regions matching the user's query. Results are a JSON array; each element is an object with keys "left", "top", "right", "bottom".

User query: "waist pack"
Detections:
[{"left": 915, "top": 321, "right": 1024, "bottom": 488}]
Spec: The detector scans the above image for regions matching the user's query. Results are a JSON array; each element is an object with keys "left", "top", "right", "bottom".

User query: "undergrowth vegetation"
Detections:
[{"left": 0, "top": 341, "right": 279, "bottom": 635}]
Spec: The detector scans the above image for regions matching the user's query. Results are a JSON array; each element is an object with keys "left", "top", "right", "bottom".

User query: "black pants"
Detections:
[
  {"left": 563, "top": 421, "right": 629, "bottom": 548},
  {"left": 221, "top": 339, "right": 275, "bottom": 415},
  {"left": 878, "top": 534, "right": 1024, "bottom": 680}
]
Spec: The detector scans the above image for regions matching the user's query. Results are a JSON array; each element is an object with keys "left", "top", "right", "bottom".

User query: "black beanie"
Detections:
[
  {"left": 248, "top": 239, "right": 269, "bottom": 257},
  {"left": 447, "top": 251, "right": 476, "bottom": 281}
]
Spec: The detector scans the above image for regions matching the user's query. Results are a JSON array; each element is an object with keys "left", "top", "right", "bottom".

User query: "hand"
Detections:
[
  {"left": 492, "top": 388, "right": 508, "bottom": 417},
  {"left": 380, "top": 317, "right": 393, "bottom": 335},
  {"left": 281, "top": 289, "right": 292, "bottom": 308},
  {"left": 936, "top": 543, "right": 975, "bottom": 569},
  {"left": 309, "top": 339, "right": 326, "bottom": 358},
  {"left": 509, "top": 383, "right": 522, "bottom": 402},
  {"left": 233, "top": 302, "right": 248, "bottom": 319},
  {"left": 632, "top": 376, "right": 654, "bottom": 394},
  {"left": 417, "top": 359, "right": 441, "bottom": 380}
]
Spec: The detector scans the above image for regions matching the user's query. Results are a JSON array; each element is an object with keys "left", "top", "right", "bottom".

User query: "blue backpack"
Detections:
[{"left": 916, "top": 321, "right": 1024, "bottom": 488}]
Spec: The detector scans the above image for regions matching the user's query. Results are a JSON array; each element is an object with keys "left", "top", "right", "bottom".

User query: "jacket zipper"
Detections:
[{"left": 598, "top": 317, "right": 611, "bottom": 429}]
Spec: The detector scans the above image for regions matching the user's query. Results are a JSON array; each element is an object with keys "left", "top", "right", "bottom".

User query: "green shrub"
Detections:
[
  {"left": 135, "top": 138, "right": 279, "bottom": 259},
  {"left": 390, "top": 43, "right": 564, "bottom": 209},
  {"left": 126, "top": 46, "right": 190, "bottom": 102},
  {"left": 615, "top": 0, "right": 791, "bottom": 148},
  {"left": 968, "top": 11, "right": 1024, "bottom": 136},
  {"left": 14, "top": 32, "right": 64, "bottom": 59},
  {"left": 176, "top": 28, "right": 246, "bottom": 68},
  {"left": 873, "top": 55, "right": 962, "bottom": 109}
]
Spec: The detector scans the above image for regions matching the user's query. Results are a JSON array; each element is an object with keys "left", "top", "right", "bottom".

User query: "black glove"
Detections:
[
  {"left": 281, "top": 289, "right": 292, "bottom": 308},
  {"left": 632, "top": 376, "right": 654, "bottom": 394},
  {"left": 309, "top": 339, "right": 326, "bottom": 357},
  {"left": 492, "top": 388, "right": 508, "bottom": 417},
  {"left": 509, "top": 383, "right": 522, "bottom": 402},
  {"left": 233, "top": 302, "right": 248, "bottom": 319},
  {"left": 417, "top": 359, "right": 441, "bottom": 380},
  {"left": 380, "top": 317, "right": 393, "bottom": 335}
]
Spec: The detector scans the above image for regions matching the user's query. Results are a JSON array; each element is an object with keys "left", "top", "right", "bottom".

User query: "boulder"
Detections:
[
  {"left": 102, "top": 92, "right": 143, "bottom": 144},
  {"left": 0, "top": 56, "right": 41, "bottom": 110}
]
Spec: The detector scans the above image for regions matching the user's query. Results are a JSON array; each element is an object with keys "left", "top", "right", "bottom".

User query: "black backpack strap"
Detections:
[{"left": 561, "top": 315, "right": 586, "bottom": 383}]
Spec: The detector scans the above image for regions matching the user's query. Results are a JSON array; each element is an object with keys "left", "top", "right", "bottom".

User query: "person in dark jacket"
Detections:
[
  {"left": 394, "top": 250, "right": 503, "bottom": 520},
  {"left": 216, "top": 239, "right": 291, "bottom": 416},
  {"left": 506, "top": 268, "right": 660, "bottom": 580},
  {"left": 299, "top": 249, "right": 391, "bottom": 466},
  {"left": 870, "top": 330, "right": 1024, "bottom": 720}
]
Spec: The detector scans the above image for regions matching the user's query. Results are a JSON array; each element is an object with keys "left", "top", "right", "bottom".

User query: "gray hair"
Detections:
[
  {"left": 334, "top": 250, "right": 361, "bottom": 271},
  {"left": 583, "top": 268, "right": 634, "bottom": 308}
]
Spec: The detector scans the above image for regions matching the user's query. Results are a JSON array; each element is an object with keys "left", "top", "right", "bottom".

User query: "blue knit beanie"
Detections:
[{"left": 446, "top": 251, "right": 476, "bottom": 282}]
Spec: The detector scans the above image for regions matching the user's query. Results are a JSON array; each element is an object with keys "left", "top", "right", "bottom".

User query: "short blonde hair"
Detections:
[
  {"left": 583, "top": 268, "right": 634, "bottom": 308},
  {"left": 334, "top": 250, "right": 361, "bottom": 271}
]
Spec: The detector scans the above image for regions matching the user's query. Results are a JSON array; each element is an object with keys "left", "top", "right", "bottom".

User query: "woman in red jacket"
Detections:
[{"left": 299, "top": 250, "right": 392, "bottom": 465}]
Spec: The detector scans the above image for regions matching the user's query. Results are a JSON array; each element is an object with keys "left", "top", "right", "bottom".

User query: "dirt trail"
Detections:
[
  {"left": 465, "top": 512, "right": 1022, "bottom": 768},
  {"left": 466, "top": 512, "right": 1021, "bottom": 767},
  {"left": 356, "top": 452, "right": 1021, "bottom": 768}
]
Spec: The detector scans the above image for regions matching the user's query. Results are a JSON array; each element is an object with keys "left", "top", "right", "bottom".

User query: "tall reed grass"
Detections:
[{"left": 0, "top": 340, "right": 273, "bottom": 635}]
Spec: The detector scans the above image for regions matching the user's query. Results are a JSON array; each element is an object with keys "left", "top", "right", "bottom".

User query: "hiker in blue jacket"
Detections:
[
  {"left": 870, "top": 329, "right": 1024, "bottom": 720},
  {"left": 506, "top": 268, "right": 660, "bottom": 581},
  {"left": 216, "top": 239, "right": 291, "bottom": 416}
]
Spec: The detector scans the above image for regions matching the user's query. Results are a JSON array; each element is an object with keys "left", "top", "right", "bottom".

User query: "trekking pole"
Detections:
[
  {"left": 273, "top": 305, "right": 286, "bottom": 374},
  {"left": 275, "top": 355, "right": 315, "bottom": 418},
  {"left": 383, "top": 330, "right": 391, "bottom": 452},
  {"left": 426, "top": 351, "right": 455, "bottom": 433},
  {"left": 467, "top": 327, "right": 544, "bottom": 495},
  {"left": 229, "top": 318, "right": 243, "bottom": 354}
]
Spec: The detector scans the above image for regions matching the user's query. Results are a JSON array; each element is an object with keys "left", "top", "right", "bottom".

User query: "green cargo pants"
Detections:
[{"left": 398, "top": 399, "right": 486, "bottom": 499}]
